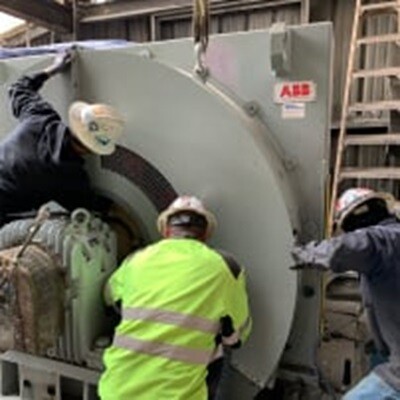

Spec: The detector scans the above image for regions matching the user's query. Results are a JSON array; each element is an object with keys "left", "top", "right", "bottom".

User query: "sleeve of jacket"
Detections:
[
  {"left": 104, "top": 256, "right": 133, "bottom": 305},
  {"left": 302, "top": 228, "right": 383, "bottom": 276},
  {"left": 8, "top": 72, "right": 61, "bottom": 122},
  {"left": 217, "top": 250, "right": 252, "bottom": 348}
]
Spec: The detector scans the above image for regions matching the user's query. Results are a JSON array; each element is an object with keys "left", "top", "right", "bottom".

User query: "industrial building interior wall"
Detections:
[
  {"left": 79, "top": 9, "right": 302, "bottom": 42},
  {"left": 2, "top": 1, "right": 307, "bottom": 47},
  {"left": 309, "top": 0, "right": 400, "bottom": 200},
  {"left": 311, "top": 0, "right": 398, "bottom": 127},
  {"left": 154, "top": 3, "right": 304, "bottom": 40}
]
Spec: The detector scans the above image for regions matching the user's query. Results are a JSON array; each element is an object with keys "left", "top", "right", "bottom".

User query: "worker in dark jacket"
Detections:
[
  {"left": 292, "top": 187, "right": 400, "bottom": 400},
  {"left": 99, "top": 196, "right": 251, "bottom": 400},
  {"left": 0, "top": 51, "right": 124, "bottom": 224}
]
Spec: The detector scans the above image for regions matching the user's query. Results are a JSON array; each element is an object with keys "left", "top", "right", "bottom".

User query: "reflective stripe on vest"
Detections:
[
  {"left": 113, "top": 335, "right": 213, "bottom": 365},
  {"left": 122, "top": 307, "right": 220, "bottom": 334}
]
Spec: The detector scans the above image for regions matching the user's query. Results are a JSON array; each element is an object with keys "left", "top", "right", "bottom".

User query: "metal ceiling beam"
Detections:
[
  {"left": 0, "top": 0, "right": 72, "bottom": 33},
  {"left": 81, "top": 0, "right": 302, "bottom": 23},
  {"left": 82, "top": 0, "right": 192, "bottom": 22}
]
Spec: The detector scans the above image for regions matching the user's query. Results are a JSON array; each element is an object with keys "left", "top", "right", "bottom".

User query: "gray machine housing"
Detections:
[{"left": 0, "top": 22, "right": 332, "bottom": 399}]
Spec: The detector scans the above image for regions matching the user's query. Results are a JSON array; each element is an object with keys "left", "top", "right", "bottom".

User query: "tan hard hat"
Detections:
[
  {"left": 68, "top": 101, "right": 124, "bottom": 155},
  {"left": 157, "top": 196, "right": 217, "bottom": 239}
]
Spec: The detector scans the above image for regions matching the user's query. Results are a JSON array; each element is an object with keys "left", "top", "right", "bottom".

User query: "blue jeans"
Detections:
[{"left": 343, "top": 372, "right": 400, "bottom": 400}]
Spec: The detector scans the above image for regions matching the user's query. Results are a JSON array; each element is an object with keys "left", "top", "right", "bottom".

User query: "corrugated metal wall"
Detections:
[
  {"left": 321, "top": 0, "right": 400, "bottom": 197},
  {"left": 357, "top": 14, "right": 397, "bottom": 107},
  {"left": 13, "top": 2, "right": 308, "bottom": 59},
  {"left": 78, "top": 2, "right": 305, "bottom": 42},
  {"left": 332, "top": 2, "right": 397, "bottom": 125},
  {"left": 79, "top": 17, "right": 151, "bottom": 42},
  {"left": 310, "top": 0, "right": 399, "bottom": 127}
]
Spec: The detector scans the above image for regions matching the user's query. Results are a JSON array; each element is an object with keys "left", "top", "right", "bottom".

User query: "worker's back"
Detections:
[{"left": 99, "top": 238, "right": 246, "bottom": 400}]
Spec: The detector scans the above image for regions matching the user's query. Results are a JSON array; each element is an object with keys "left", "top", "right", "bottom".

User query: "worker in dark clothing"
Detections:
[
  {"left": 0, "top": 51, "right": 124, "bottom": 224},
  {"left": 291, "top": 187, "right": 400, "bottom": 399}
]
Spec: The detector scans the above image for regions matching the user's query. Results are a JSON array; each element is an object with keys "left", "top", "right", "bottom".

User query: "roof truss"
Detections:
[{"left": 0, "top": 0, "right": 72, "bottom": 33}]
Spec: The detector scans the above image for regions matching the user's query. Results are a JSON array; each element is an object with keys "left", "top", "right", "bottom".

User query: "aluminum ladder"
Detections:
[{"left": 328, "top": 0, "right": 400, "bottom": 233}]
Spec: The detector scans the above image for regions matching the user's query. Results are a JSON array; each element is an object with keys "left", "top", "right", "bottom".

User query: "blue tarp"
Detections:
[{"left": 0, "top": 40, "right": 131, "bottom": 60}]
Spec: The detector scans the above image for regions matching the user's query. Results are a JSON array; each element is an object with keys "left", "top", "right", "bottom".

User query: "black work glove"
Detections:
[{"left": 290, "top": 241, "right": 330, "bottom": 271}]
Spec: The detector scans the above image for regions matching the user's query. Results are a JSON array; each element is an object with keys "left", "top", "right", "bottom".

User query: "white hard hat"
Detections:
[
  {"left": 157, "top": 196, "right": 217, "bottom": 239},
  {"left": 68, "top": 101, "right": 124, "bottom": 155},
  {"left": 335, "top": 187, "right": 395, "bottom": 229}
]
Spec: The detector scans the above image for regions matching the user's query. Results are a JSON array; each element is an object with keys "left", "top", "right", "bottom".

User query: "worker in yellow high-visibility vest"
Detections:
[{"left": 99, "top": 195, "right": 251, "bottom": 400}]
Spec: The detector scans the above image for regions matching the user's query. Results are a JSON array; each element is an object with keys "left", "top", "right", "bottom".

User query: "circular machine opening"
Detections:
[{"left": 99, "top": 196, "right": 148, "bottom": 263}]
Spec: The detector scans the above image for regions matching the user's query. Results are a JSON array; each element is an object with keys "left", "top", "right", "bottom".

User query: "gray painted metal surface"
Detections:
[
  {"left": 0, "top": 23, "right": 332, "bottom": 398},
  {"left": 79, "top": 48, "right": 299, "bottom": 390}
]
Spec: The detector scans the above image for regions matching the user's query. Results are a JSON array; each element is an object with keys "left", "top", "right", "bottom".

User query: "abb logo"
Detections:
[{"left": 274, "top": 81, "right": 316, "bottom": 103}]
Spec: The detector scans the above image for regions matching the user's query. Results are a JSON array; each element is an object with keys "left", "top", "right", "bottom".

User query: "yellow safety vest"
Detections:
[{"left": 98, "top": 238, "right": 251, "bottom": 400}]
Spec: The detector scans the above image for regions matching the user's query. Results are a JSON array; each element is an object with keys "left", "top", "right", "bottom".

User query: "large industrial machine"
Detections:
[{"left": 0, "top": 22, "right": 332, "bottom": 399}]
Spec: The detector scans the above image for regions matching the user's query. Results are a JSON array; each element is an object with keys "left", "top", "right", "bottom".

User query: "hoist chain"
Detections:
[{"left": 193, "top": 0, "right": 210, "bottom": 80}]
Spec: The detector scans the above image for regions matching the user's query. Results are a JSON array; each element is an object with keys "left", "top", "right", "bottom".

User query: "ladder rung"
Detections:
[
  {"left": 345, "top": 133, "right": 400, "bottom": 146},
  {"left": 360, "top": 1, "right": 400, "bottom": 14},
  {"left": 353, "top": 67, "right": 400, "bottom": 78},
  {"left": 340, "top": 167, "right": 400, "bottom": 180},
  {"left": 358, "top": 33, "right": 400, "bottom": 45},
  {"left": 349, "top": 100, "right": 400, "bottom": 113}
]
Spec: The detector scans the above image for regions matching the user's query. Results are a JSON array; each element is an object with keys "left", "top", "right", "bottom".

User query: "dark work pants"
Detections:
[{"left": 207, "top": 358, "right": 224, "bottom": 400}]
